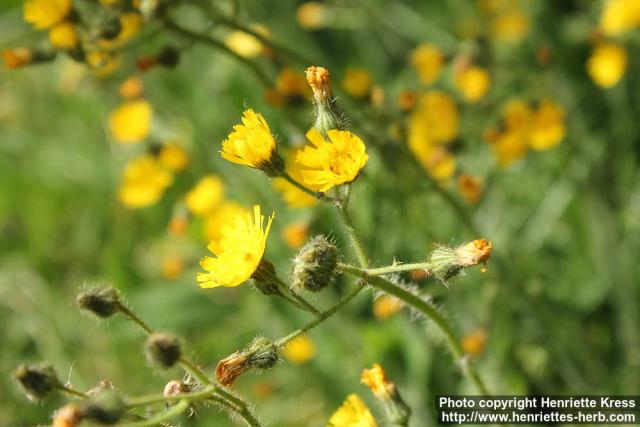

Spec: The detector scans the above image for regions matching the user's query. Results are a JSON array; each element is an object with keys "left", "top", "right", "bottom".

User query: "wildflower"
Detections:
[
  {"left": 599, "top": 0, "right": 640, "bottom": 36},
  {"left": 108, "top": 99, "right": 153, "bottom": 143},
  {"left": 273, "top": 151, "right": 318, "bottom": 208},
  {"left": 457, "top": 175, "right": 484, "bottom": 204},
  {"left": 273, "top": 67, "right": 312, "bottom": 104},
  {"left": 221, "top": 109, "right": 284, "bottom": 176},
  {"left": 118, "top": 155, "right": 173, "bottom": 209},
  {"left": 361, "top": 364, "right": 411, "bottom": 425},
  {"left": 158, "top": 142, "right": 188, "bottom": 172},
  {"left": 297, "top": 2, "right": 327, "bottom": 29},
  {"left": 161, "top": 256, "right": 184, "bottom": 280},
  {"left": 24, "top": 0, "right": 71, "bottom": 30},
  {"left": 76, "top": 286, "right": 122, "bottom": 318},
  {"left": 99, "top": 12, "right": 143, "bottom": 50},
  {"left": 296, "top": 128, "right": 369, "bottom": 192},
  {"left": 454, "top": 66, "right": 491, "bottom": 103},
  {"left": 411, "top": 43, "right": 444, "bottom": 85},
  {"left": 529, "top": 100, "right": 566, "bottom": 151},
  {"left": 168, "top": 212, "right": 189, "bottom": 236},
  {"left": 410, "top": 144, "right": 457, "bottom": 181},
  {"left": 327, "top": 394, "right": 378, "bottom": 427},
  {"left": 397, "top": 90, "right": 417, "bottom": 112},
  {"left": 203, "top": 202, "right": 250, "bottom": 243},
  {"left": 342, "top": 68, "right": 372, "bottom": 99},
  {"left": 307, "top": 65, "right": 347, "bottom": 133},
  {"left": 14, "top": 363, "right": 62, "bottom": 399},
  {"left": 145, "top": 332, "right": 182, "bottom": 369},
  {"left": 461, "top": 328, "right": 488, "bottom": 356},
  {"left": 224, "top": 25, "right": 269, "bottom": 58},
  {"left": 197, "top": 205, "right": 274, "bottom": 288},
  {"left": 86, "top": 50, "right": 121, "bottom": 77},
  {"left": 282, "top": 222, "right": 309, "bottom": 249},
  {"left": 429, "top": 239, "right": 493, "bottom": 281},
  {"left": 49, "top": 21, "right": 79, "bottom": 50},
  {"left": 409, "top": 91, "right": 459, "bottom": 144},
  {"left": 53, "top": 404, "right": 84, "bottom": 427},
  {"left": 493, "top": 130, "right": 528, "bottom": 167},
  {"left": 292, "top": 235, "right": 338, "bottom": 292},
  {"left": 184, "top": 175, "right": 224, "bottom": 217},
  {"left": 118, "top": 76, "right": 144, "bottom": 99},
  {"left": 282, "top": 335, "right": 316, "bottom": 364},
  {"left": 489, "top": 9, "right": 529, "bottom": 41},
  {"left": 456, "top": 239, "right": 493, "bottom": 267},
  {"left": 373, "top": 295, "right": 404, "bottom": 320},
  {"left": 587, "top": 42, "right": 627, "bottom": 89},
  {"left": 216, "top": 337, "right": 278, "bottom": 385},
  {"left": 2, "top": 48, "right": 33, "bottom": 69}
]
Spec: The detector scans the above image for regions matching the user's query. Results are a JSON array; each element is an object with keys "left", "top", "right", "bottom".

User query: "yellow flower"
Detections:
[
  {"left": 493, "top": 130, "right": 528, "bottom": 167},
  {"left": 197, "top": 205, "right": 274, "bottom": 288},
  {"left": 297, "top": 2, "right": 327, "bottom": 29},
  {"left": 100, "top": 12, "right": 143, "bottom": 50},
  {"left": 86, "top": 50, "right": 121, "bottom": 77},
  {"left": 221, "top": 109, "right": 282, "bottom": 175},
  {"left": 275, "top": 67, "right": 312, "bottom": 99},
  {"left": 342, "top": 68, "right": 372, "bottom": 98},
  {"left": 158, "top": 143, "right": 188, "bottom": 172},
  {"left": 224, "top": 25, "right": 269, "bottom": 58},
  {"left": 587, "top": 42, "right": 628, "bottom": 89},
  {"left": 457, "top": 175, "right": 484, "bottom": 204},
  {"left": 409, "top": 91, "right": 459, "bottom": 144},
  {"left": 273, "top": 150, "right": 318, "bottom": 208},
  {"left": 2, "top": 48, "right": 33, "bottom": 69},
  {"left": 327, "top": 394, "right": 378, "bottom": 427},
  {"left": 461, "top": 328, "right": 488, "bottom": 356},
  {"left": 118, "top": 76, "right": 144, "bottom": 99},
  {"left": 185, "top": 175, "right": 224, "bottom": 217},
  {"left": 372, "top": 295, "right": 404, "bottom": 320},
  {"left": 503, "top": 98, "right": 532, "bottom": 132},
  {"left": 361, "top": 364, "right": 395, "bottom": 401},
  {"left": 409, "top": 143, "right": 457, "bottom": 181},
  {"left": 529, "top": 100, "right": 565, "bottom": 151},
  {"left": 282, "top": 335, "right": 316, "bottom": 364},
  {"left": 599, "top": 0, "right": 640, "bottom": 36},
  {"left": 411, "top": 43, "right": 444, "bottom": 85},
  {"left": 489, "top": 9, "right": 529, "bottom": 41},
  {"left": 49, "top": 21, "right": 79, "bottom": 50},
  {"left": 162, "top": 256, "right": 184, "bottom": 280},
  {"left": 282, "top": 222, "right": 309, "bottom": 249},
  {"left": 109, "top": 99, "right": 152, "bottom": 143},
  {"left": 118, "top": 155, "right": 173, "bottom": 208},
  {"left": 454, "top": 66, "right": 491, "bottom": 103},
  {"left": 296, "top": 129, "right": 369, "bottom": 192},
  {"left": 203, "top": 202, "right": 250, "bottom": 243},
  {"left": 24, "top": 0, "right": 71, "bottom": 30}
]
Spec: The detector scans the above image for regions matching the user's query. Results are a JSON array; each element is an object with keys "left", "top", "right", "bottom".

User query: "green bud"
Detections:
[
  {"left": 13, "top": 363, "right": 62, "bottom": 399},
  {"left": 145, "top": 332, "right": 182, "bottom": 369},
  {"left": 215, "top": 336, "right": 278, "bottom": 386},
  {"left": 292, "top": 235, "right": 338, "bottom": 292},
  {"left": 429, "top": 239, "right": 493, "bottom": 282},
  {"left": 82, "top": 390, "right": 125, "bottom": 425},
  {"left": 76, "top": 286, "right": 121, "bottom": 318},
  {"left": 306, "top": 66, "right": 348, "bottom": 134}
]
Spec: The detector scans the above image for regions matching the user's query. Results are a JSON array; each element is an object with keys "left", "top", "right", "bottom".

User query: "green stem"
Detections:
[
  {"left": 59, "top": 385, "right": 88, "bottom": 399},
  {"left": 116, "top": 399, "right": 190, "bottom": 427},
  {"left": 118, "top": 304, "right": 153, "bottom": 335},
  {"left": 126, "top": 385, "right": 217, "bottom": 408},
  {"left": 335, "top": 197, "right": 369, "bottom": 268},
  {"left": 275, "top": 278, "right": 321, "bottom": 315},
  {"left": 280, "top": 172, "right": 337, "bottom": 202},
  {"left": 337, "top": 261, "right": 433, "bottom": 277},
  {"left": 337, "top": 264, "right": 488, "bottom": 395}
]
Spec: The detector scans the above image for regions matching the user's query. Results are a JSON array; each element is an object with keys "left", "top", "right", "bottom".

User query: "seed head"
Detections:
[{"left": 215, "top": 336, "right": 278, "bottom": 386}]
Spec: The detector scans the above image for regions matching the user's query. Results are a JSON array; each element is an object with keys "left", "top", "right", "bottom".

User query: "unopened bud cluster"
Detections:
[
  {"left": 292, "top": 235, "right": 338, "bottom": 292},
  {"left": 215, "top": 336, "right": 278, "bottom": 386}
]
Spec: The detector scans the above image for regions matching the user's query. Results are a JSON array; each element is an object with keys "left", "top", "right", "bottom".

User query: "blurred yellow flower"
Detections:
[
  {"left": 275, "top": 67, "right": 312, "bottom": 99},
  {"left": 100, "top": 12, "right": 143, "bottom": 50},
  {"left": 599, "top": 0, "right": 640, "bottom": 36},
  {"left": 493, "top": 130, "right": 528, "bottom": 167},
  {"left": 461, "top": 328, "right": 488, "bottom": 356},
  {"left": 296, "top": 129, "right": 369, "bottom": 192},
  {"left": 167, "top": 214, "right": 189, "bottom": 236},
  {"left": 529, "top": 100, "right": 566, "bottom": 151},
  {"left": 410, "top": 43, "right": 444, "bottom": 85},
  {"left": 587, "top": 42, "right": 627, "bottom": 89},
  {"left": 282, "top": 335, "right": 316, "bottom": 364},
  {"left": 327, "top": 394, "right": 378, "bottom": 427},
  {"left": 49, "top": 21, "right": 79, "bottom": 50},
  {"left": 361, "top": 364, "right": 394, "bottom": 401},
  {"left": 185, "top": 175, "right": 224, "bottom": 217},
  {"left": 410, "top": 144, "right": 457, "bottom": 181},
  {"left": 297, "top": 2, "right": 327, "bottom": 29},
  {"left": 342, "top": 68, "right": 372, "bottom": 98},
  {"left": 410, "top": 91, "right": 459, "bottom": 144},
  {"left": 221, "top": 109, "right": 280, "bottom": 171},
  {"left": 118, "top": 76, "right": 144, "bottom": 99},
  {"left": 109, "top": 99, "right": 153, "bottom": 143},
  {"left": 454, "top": 66, "right": 491, "bottom": 103},
  {"left": 457, "top": 175, "right": 484, "bottom": 204},
  {"left": 373, "top": 295, "right": 404, "bottom": 320},
  {"left": 503, "top": 98, "right": 532, "bottom": 132},
  {"left": 203, "top": 202, "right": 250, "bottom": 243},
  {"left": 197, "top": 205, "right": 274, "bottom": 288},
  {"left": 118, "top": 155, "right": 173, "bottom": 208},
  {"left": 273, "top": 151, "right": 318, "bottom": 208},
  {"left": 158, "top": 143, "right": 188, "bottom": 172},
  {"left": 24, "top": 0, "right": 71, "bottom": 30},
  {"left": 2, "top": 48, "right": 33, "bottom": 69},
  {"left": 489, "top": 9, "right": 529, "bottom": 42},
  {"left": 282, "top": 222, "right": 309, "bottom": 249},
  {"left": 224, "top": 25, "right": 269, "bottom": 58},
  {"left": 86, "top": 50, "right": 121, "bottom": 77},
  {"left": 162, "top": 256, "right": 184, "bottom": 280}
]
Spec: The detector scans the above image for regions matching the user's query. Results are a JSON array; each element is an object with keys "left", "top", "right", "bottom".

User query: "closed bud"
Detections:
[
  {"left": 361, "top": 363, "right": 411, "bottom": 425},
  {"left": 306, "top": 66, "right": 347, "bottom": 134},
  {"left": 14, "top": 363, "right": 62, "bottom": 399},
  {"left": 251, "top": 259, "right": 282, "bottom": 296},
  {"left": 145, "top": 332, "right": 182, "bottom": 369},
  {"left": 292, "top": 235, "right": 337, "bottom": 292},
  {"left": 216, "top": 336, "right": 278, "bottom": 386},
  {"left": 429, "top": 239, "right": 493, "bottom": 282},
  {"left": 82, "top": 390, "right": 125, "bottom": 425},
  {"left": 76, "top": 286, "right": 122, "bottom": 318}
]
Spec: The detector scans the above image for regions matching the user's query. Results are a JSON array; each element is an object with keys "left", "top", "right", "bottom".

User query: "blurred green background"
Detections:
[{"left": 2, "top": 0, "right": 640, "bottom": 425}]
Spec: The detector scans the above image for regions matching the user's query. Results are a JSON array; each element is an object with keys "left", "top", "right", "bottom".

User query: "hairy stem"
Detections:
[
  {"left": 337, "top": 261, "right": 433, "bottom": 277},
  {"left": 280, "top": 172, "right": 337, "bottom": 202},
  {"left": 116, "top": 399, "right": 190, "bottom": 427}
]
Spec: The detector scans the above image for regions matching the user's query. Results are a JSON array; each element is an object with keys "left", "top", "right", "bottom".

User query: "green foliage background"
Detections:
[{"left": 1, "top": 0, "right": 639, "bottom": 425}]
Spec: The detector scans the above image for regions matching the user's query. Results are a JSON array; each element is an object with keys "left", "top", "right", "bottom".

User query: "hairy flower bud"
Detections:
[
  {"left": 429, "top": 239, "right": 493, "bottom": 281},
  {"left": 292, "top": 235, "right": 338, "bottom": 292},
  {"left": 306, "top": 66, "right": 347, "bottom": 134},
  {"left": 14, "top": 363, "right": 62, "bottom": 399},
  {"left": 76, "top": 286, "right": 122, "bottom": 318},
  {"left": 145, "top": 332, "right": 182, "bottom": 369},
  {"left": 82, "top": 390, "right": 125, "bottom": 425},
  {"left": 215, "top": 336, "right": 278, "bottom": 386},
  {"left": 361, "top": 363, "right": 411, "bottom": 425}
]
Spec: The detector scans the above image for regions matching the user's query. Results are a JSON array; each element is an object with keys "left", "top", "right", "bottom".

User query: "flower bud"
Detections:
[
  {"left": 82, "top": 390, "right": 125, "bottom": 425},
  {"left": 429, "top": 239, "right": 493, "bottom": 281},
  {"left": 361, "top": 363, "right": 411, "bottom": 425},
  {"left": 14, "top": 363, "right": 62, "bottom": 399},
  {"left": 53, "top": 403, "right": 84, "bottom": 427},
  {"left": 215, "top": 336, "right": 278, "bottom": 386},
  {"left": 306, "top": 66, "right": 347, "bottom": 134},
  {"left": 76, "top": 286, "right": 122, "bottom": 318},
  {"left": 292, "top": 235, "right": 337, "bottom": 292},
  {"left": 145, "top": 332, "right": 182, "bottom": 369}
]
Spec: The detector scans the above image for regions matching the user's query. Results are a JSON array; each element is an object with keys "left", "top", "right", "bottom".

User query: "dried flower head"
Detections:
[
  {"left": 306, "top": 66, "right": 347, "bottom": 133},
  {"left": 216, "top": 337, "right": 278, "bottom": 386},
  {"left": 145, "top": 332, "right": 182, "bottom": 369}
]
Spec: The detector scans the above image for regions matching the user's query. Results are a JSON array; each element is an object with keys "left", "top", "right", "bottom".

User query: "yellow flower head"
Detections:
[
  {"left": 86, "top": 50, "right": 121, "bottom": 77},
  {"left": 297, "top": 2, "right": 327, "bottom": 29},
  {"left": 118, "top": 76, "right": 144, "bottom": 99},
  {"left": 203, "top": 202, "right": 250, "bottom": 243},
  {"left": 599, "top": 0, "right": 640, "bottom": 36},
  {"left": 158, "top": 143, "right": 188, "bottom": 172},
  {"left": 461, "top": 328, "right": 488, "bottom": 357},
  {"left": 276, "top": 67, "right": 312, "bottom": 99},
  {"left": 109, "top": 99, "right": 153, "bottom": 143},
  {"left": 162, "top": 255, "right": 184, "bottom": 280},
  {"left": 587, "top": 42, "right": 628, "bottom": 89},
  {"left": 411, "top": 43, "right": 444, "bottom": 85},
  {"left": 489, "top": 9, "right": 529, "bottom": 42},
  {"left": 493, "top": 130, "right": 529, "bottom": 167},
  {"left": 372, "top": 295, "right": 404, "bottom": 320},
  {"left": 282, "top": 222, "right": 310, "bottom": 249},
  {"left": 327, "top": 394, "right": 378, "bottom": 427},
  {"left": 224, "top": 25, "right": 269, "bottom": 58},
  {"left": 2, "top": 48, "right": 33, "bottom": 69},
  {"left": 454, "top": 66, "right": 491, "bottom": 103},
  {"left": 49, "top": 21, "right": 79, "bottom": 50},
  {"left": 24, "top": 0, "right": 71, "bottom": 30},
  {"left": 296, "top": 129, "right": 369, "bottom": 192},
  {"left": 342, "top": 68, "right": 372, "bottom": 99},
  {"left": 99, "top": 12, "right": 143, "bottom": 50},
  {"left": 185, "top": 175, "right": 224, "bottom": 217},
  {"left": 409, "top": 91, "right": 459, "bottom": 144},
  {"left": 457, "top": 175, "right": 484, "bottom": 204},
  {"left": 282, "top": 335, "right": 316, "bottom": 364},
  {"left": 529, "top": 100, "right": 565, "bottom": 151},
  {"left": 118, "top": 155, "right": 173, "bottom": 209},
  {"left": 221, "top": 109, "right": 283, "bottom": 175},
  {"left": 197, "top": 205, "right": 274, "bottom": 288},
  {"left": 361, "top": 364, "right": 395, "bottom": 401}
]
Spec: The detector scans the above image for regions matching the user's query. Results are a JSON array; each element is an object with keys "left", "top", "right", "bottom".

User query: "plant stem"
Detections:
[
  {"left": 126, "top": 385, "right": 217, "bottom": 408},
  {"left": 335, "top": 197, "right": 369, "bottom": 268},
  {"left": 280, "top": 172, "right": 337, "bottom": 202},
  {"left": 118, "top": 304, "right": 153, "bottom": 334},
  {"left": 116, "top": 399, "right": 190, "bottom": 427},
  {"left": 337, "top": 261, "right": 433, "bottom": 277},
  {"left": 59, "top": 385, "right": 88, "bottom": 399},
  {"left": 337, "top": 264, "right": 488, "bottom": 394}
]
